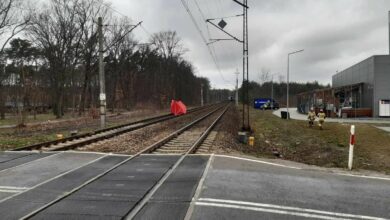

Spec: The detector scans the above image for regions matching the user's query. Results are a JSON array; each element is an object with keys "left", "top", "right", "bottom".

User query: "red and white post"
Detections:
[{"left": 348, "top": 125, "right": 356, "bottom": 170}]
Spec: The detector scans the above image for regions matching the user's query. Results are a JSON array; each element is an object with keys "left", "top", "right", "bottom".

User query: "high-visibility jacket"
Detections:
[
  {"left": 318, "top": 112, "right": 326, "bottom": 121},
  {"left": 308, "top": 111, "right": 316, "bottom": 120}
]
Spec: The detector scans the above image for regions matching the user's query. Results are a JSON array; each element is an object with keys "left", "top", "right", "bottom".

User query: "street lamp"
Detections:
[
  {"left": 270, "top": 73, "right": 279, "bottom": 109},
  {"left": 287, "top": 49, "right": 304, "bottom": 119}
]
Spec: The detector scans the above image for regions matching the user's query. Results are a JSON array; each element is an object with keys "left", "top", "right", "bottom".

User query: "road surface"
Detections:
[{"left": 0, "top": 151, "right": 388, "bottom": 219}]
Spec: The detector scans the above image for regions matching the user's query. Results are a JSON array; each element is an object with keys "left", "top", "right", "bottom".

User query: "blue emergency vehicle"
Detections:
[{"left": 253, "top": 98, "right": 279, "bottom": 110}]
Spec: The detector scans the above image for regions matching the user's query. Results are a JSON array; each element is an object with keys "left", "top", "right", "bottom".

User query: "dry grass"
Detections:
[
  {"left": 0, "top": 109, "right": 167, "bottom": 151},
  {"left": 248, "top": 109, "right": 390, "bottom": 174}
]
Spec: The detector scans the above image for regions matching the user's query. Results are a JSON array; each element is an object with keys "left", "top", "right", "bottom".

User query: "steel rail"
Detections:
[
  {"left": 125, "top": 104, "right": 230, "bottom": 219},
  {"left": 139, "top": 104, "right": 228, "bottom": 154},
  {"left": 12, "top": 103, "right": 221, "bottom": 151},
  {"left": 21, "top": 103, "right": 230, "bottom": 220}
]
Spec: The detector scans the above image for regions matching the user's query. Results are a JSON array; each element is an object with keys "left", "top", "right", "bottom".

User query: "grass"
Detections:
[
  {"left": 247, "top": 109, "right": 390, "bottom": 174},
  {"left": 0, "top": 113, "right": 75, "bottom": 126},
  {"left": 0, "top": 116, "right": 149, "bottom": 151},
  {"left": 0, "top": 132, "right": 56, "bottom": 151}
]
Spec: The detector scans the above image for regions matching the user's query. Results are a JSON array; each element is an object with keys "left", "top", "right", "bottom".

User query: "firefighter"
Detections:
[
  {"left": 262, "top": 101, "right": 269, "bottom": 110},
  {"left": 317, "top": 109, "right": 326, "bottom": 130},
  {"left": 307, "top": 107, "right": 316, "bottom": 127}
]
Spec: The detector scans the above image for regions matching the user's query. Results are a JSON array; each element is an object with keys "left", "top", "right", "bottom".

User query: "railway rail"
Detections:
[
  {"left": 125, "top": 103, "right": 229, "bottom": 219},
  {"left": 12, "top": 103, "right": 222, "bottom": 152},
  {"left": 139, "top": 103, "right": 229, "bottom": 154},
  {"left": 24, "top": 103, "right": 229, "bottom": 219}
]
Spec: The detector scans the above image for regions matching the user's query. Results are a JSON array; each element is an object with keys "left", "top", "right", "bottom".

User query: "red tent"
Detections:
[{"left": 171, "top": 100, "right": 187, "bottom": 116}]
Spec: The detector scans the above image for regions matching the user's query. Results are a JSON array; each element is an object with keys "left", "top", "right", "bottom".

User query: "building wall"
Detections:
[
  {"left": 374, "top": 55, "right": 390, "bottom": 117},
  {"left": 332, "top": 56, "right": 375, "bottom": 112},
  {"left": 332, "top": 56, "right": 375, "bottom": 88},
  {"left": 332, "top": 55, "right": 390, "bottom": 117}
]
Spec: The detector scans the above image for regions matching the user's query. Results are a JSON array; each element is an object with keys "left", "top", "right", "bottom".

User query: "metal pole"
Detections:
[
  {"left": 98, "top": 17, "right": 106, "bottom": 129},
  {"left": 200, "top": 83, "right": 204, "bottom": 107},
  {"left": 271, "top": 75, "right": 274, "bottom": 109},
  {"left": 286, "top": 49, "right": 304, "bottom": 119},
  {"left": 287, "top": 54, "right": 290, "bottom": 119},
  {"left": 388, "top": 11, "right": 390, "bottom": 54},
  {"left": 241, "top": 1, "right": 245, "bottom": 130},
  {"left": 245, "top": 0, "right": 250, "bottom": 129},
  {"left": 235, "top": 70, "right": 239, "bottom": 106}
]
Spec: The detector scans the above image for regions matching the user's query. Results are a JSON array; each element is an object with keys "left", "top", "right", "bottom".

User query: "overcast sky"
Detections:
[{"left": 111, "top": 0, "right": 390, "bottom": 89}]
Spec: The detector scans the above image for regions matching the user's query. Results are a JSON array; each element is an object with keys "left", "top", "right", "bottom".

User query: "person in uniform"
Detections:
[
  {"left": 317, "top": 109, "right": 326, "bottom": 130},
  {"left": 307, "top": 107, "right": 316, "bottom": 127},
  {"left": 262, "top": 100, "right": 270, "bottom": 110}
]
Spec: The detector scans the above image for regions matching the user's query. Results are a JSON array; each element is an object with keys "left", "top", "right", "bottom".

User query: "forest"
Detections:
[
  {"left": 0, "top": 0, "right": 327, "bottom": 125},
  {"left": 0, "top": 0, "right": 220, "bottom": 123},
  {"left": 239, "top": 80, "right": 329, "bottom": 107}
]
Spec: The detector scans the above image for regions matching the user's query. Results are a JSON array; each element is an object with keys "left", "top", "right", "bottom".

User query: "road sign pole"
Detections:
[{"left": 348, "top": 125, "right": 356, "bottom": 170}]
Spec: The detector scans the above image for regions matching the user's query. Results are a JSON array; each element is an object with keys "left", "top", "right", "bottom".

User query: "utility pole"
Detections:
[
  {"left": 243, "top": 0, "right": 249, "bottom": 130},
  {"left": 206, "top": 0, "right": 249, "bottom": 131},
  {"left": 271, "top": 75, "right": 274, "bottom": 109},
  {"left": 235, "top": 69, "right": 239, "bottom": 106},
  {"left": 200, "top": 83, "right": 204, "bottom": 106},
  {"left": 98, "top": 17, "right": 106, "bottom": 128}
]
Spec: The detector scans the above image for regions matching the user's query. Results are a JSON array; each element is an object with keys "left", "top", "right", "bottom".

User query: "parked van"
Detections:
[{"left": 253, "top": 98, "right": 279, "bottom": 110}]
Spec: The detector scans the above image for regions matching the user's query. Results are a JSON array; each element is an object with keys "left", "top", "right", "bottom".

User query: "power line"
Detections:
[
  {"left": 181, "top": 0, "right": 232, "bottom": 85},
  {"left": 195, "top": 0, "right": 240, "bottom": 86},
  {"left": 94, "top": 0, "right": 153, "bottom": 38}
]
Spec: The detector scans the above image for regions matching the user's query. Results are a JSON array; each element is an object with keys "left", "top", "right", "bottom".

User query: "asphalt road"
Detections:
[
  {"left": 189, "top": 155, "right": 390, "bottom": 220},
  {"left": 0, "top": 151, "right": 389, "bottom": 219}
]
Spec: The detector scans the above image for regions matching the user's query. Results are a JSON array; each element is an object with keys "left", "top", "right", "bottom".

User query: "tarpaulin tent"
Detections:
[{"left": 171, "top": 100, "right": 187, "bottom": 116}]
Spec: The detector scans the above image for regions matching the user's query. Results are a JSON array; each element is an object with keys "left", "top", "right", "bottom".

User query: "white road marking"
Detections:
[
  {"left": 0, "top": 186, "right": 30, "bottom": 190},
  {"left": 0, "top": 152, "right": 61, "bottom": 174},
  {"left": 0, "top": 189, "right": 24, "bottom": 193},
  {"left": 334, "top": 173, "right": 390, "bottom": 182},
  {"left": 0, "top": 153, "right": 107, "bottom": 204},
  {"left": 215, "top": 154, "right": 390, "bottom": 181},
  {"left": 21, "top": 154, "right": 135, "bottom": 219},
  {"left": 215, "top": 154, "right": 302, "bottom": 169},
  {"left": 66, "top": 150, "right": 130, "bottom": 157},
  {"left": 0, "top": 186, "right": 30, "bottom": 193},
  {"left": 184, "top": 154, "right": 214, "bottom": 220},
  {"left": 196, "top": 198, "right": 387, "bottom": 220},
  {"left": 195, "top": 202, "right": 352, "bottom": 220}
]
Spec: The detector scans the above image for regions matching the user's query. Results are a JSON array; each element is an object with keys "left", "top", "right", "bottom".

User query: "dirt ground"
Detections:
[
  {"left": 78, "top": 106, "right": 223, "bottom": 154},
  {"left": 242, "top": 108, "right": 390, "bottom": 174},
  {"left": 211, "top": 105, "right": 246, "bottom": 154}
]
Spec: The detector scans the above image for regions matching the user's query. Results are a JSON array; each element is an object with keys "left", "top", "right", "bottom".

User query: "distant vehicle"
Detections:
[{"left": 253, "top": 98, "right": 279, "bottom": 110}]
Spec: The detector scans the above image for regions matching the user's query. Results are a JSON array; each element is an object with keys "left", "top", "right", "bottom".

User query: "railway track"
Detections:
[
  {"left": 15, "top": 103, "right": 230, "bottom": 219},
  {"left": 124, "top": 103, "right": 229, "bottom": 219},
  {"left": 12, "top": 103, "right": 222, "bottom": 152},
  {"left": 139, "top": 103, "right": 229, "bottom": 155}
]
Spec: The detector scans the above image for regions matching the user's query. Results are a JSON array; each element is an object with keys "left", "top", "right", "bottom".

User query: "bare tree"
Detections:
[
  {"left": 150, "top": 30, "right": 187, "bottom": 60},
  {"left": 259, "top": 67, "right": 270, "bottom": 85},
  {"left": 105, "top": 16, "right": 137, "bottom": 111},
  {"left": 0, "top": 0, "right": 31, "bottom": 53},
  {"left": 0, "top": 0, "right": 31, "bottom": 120},
  {"left": 278, "top": 75, "right": 285, "bottom": 83},
  {"left": 28, "top": 0, "right": 84, "bottom": 118},
  {"left": 76, "top": 0, "right": 110, "bottom": 115}
]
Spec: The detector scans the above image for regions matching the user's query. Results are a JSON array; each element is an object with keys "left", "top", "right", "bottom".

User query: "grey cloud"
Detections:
[{"left": 115, "top": 0, "right": 390, "bottom": 89}]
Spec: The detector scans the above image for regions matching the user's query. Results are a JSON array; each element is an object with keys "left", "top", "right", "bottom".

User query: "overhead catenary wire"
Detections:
[
  {"left": 92, "top": 0, "right": 153, "bottom": 39},
  {"left": 193, "top": 0, "right": 240, "bottom": 85},
  {"left": 99, "top": 0, "right": 232, "bottom": 87},
  {"left": 193, "top": 0, "right": 223, "bottom": 79},
  {"left": 181, "top": 0, "right": 232, "bottom": 86}
]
